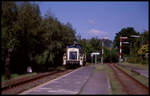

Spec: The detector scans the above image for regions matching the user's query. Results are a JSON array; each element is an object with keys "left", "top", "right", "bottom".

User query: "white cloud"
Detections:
[
  {"left": 103, "top": 36, "right": 109, "bottom": 39},
  {"left": 88, "top": 28, "right": 110, "bottom": 39},
  {"left": 88, "top": 19, "right": 96, "bottom": 25}
]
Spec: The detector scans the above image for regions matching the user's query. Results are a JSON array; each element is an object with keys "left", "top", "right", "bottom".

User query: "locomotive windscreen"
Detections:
[
  {"left": 69, "top": 51, "right": 77, "bottom": 60},
  {"left": 67, "top": 44, "right": 83, "bottom": 53}
]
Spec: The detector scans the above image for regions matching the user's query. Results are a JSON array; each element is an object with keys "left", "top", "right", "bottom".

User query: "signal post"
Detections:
[{"left": 119, "top": 37, "right": 128, "bottom": 64}]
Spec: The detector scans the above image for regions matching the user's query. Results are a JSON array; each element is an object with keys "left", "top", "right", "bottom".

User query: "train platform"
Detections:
[
  {"left": 80, "top": 69, "right": 111, "bottom": 94},
  {"left": 20, "top": 64, "right": 110, "bottom": 95}
]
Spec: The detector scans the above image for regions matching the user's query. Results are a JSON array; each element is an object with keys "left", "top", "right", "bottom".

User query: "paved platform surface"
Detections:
[
  {"left": 20, "top": 64, "right": 110, "bottom": 95},
  {"left": 20, "top": 66, "right": 94, "bottom": 95},
  {"left": 80, "top": 70, "right": 110, "bottom": 94}
]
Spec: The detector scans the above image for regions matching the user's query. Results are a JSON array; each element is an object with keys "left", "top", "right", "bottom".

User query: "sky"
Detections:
[{"left": 34, "top": 1, "right": 148, "bottom": 41}]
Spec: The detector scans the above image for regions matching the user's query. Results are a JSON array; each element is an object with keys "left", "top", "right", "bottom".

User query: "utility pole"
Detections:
[
  {"left": 101, "top": 38, "right": 104, "bottom": 64},
  {"left": 95, "top": 55, "right": 97, "bottom": 64},
  {"left": 119, "top": 37, "right": 122, "bottom": 64}
]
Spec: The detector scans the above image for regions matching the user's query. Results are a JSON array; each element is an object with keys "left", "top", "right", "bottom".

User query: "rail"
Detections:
[{"left": 108, "top": 63, "right": 148, "bottom": 94}]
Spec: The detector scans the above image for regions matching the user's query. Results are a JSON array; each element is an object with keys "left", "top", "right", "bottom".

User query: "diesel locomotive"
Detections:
[{"left": 63, "top": 43, "right": 86, "bottom": 67}]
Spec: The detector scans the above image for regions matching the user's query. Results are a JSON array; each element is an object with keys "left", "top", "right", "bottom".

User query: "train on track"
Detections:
[{"left": 63, "top": 42, "right": 86, "bottom": 68}]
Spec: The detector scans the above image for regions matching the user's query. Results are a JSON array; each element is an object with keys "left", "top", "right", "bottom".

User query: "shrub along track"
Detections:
[
  {"left": 1, "top": 69, "right": 73, "bottom": 94},
  {"left": 108, "top": 63, "right": 148, "bottom": 95}
]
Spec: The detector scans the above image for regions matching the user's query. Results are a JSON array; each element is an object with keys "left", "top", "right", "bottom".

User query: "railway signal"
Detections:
[{"left": 119, "top": 37, "right": 128, "bottom": 64}]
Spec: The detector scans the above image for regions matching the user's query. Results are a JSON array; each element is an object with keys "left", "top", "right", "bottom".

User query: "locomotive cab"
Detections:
[{"left": 63, "top": 43, "right": 85, "bottom": 67}]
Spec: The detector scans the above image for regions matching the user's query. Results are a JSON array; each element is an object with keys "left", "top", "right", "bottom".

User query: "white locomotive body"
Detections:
[{"left": 63, "top": 43, "right": 86, "bottom": 67}]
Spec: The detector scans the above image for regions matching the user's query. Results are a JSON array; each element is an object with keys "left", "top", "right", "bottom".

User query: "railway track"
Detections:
[
  {"left": 108, "top": 63, "right": 149, "bottom": 95},
  {"left": 117, "top": 64, "right": 148, "bottom": 78},
  {"left": 1, "top": 69, "right": 73, "bottom": 94}
]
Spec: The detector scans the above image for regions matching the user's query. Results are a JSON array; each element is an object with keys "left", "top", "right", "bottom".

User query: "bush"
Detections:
[
  {"left": 34, "top": 51, "right": 48, "bottom": 65},
  {"left": 34, "top": 50, "right": 50, "bottom": 72},
  {"left": 104, "top": 48, "right": 119, "bottom": 63},
  {"left": 126, "top": 56, "right": 148, "bottom": 64}
]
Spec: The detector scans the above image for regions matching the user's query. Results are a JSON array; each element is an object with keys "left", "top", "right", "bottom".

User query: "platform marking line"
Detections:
[
  {"left": 31, "top": 88, "right": 53, "bottom": 92},
  {"left": 106, "top": 73, "right": 112, "bottom": 94},
  {"left": 47, "top": 89, "right": 77, "bottom": 94},
  {"left": 20, "top": 66, "right": 84, "bottom": 95},
  {"left": 39, "top": 87, "right": 53, "bottom": 89}
]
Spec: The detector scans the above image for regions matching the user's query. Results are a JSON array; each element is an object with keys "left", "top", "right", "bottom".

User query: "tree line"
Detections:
[
  {"left": 2, "top": 2, "right": 76, "bottom": 79},
  {"left": 76, "top": 36, "right": 114, "bottom": 63},
  {"left": 113, "top": 27, "right": 149, "bottom": 64},
  {"left": 2, "top": 1, "right": 148, "bottom": 80},
  {"left": 77, "top": 27, "right": 149, "bottom": 64}
]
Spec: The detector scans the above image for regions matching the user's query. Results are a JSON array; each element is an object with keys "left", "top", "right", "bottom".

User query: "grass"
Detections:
[
  {"left": 95, "top": 63, "right": 126, "bottom": 94},
  {"left": 94, "top": 63, "right": 105, "bottom": 72},
  {"left": 126, "top": 56, "right": 149, "bottom": 65},
  {"left": 103, "top": 64, "right": 126, "bottom": 95},
  {"left": 2, "top": 72, "right": 37, "bottom": 84},
  {"left": 118, "top": 65, "right": 149, "bottom": 87},
  {"left": 86, "top": 62, "right": 93, "bottom": 66},
  {"left": 122, "top": 62, "right": 149, "bottom": 70}
]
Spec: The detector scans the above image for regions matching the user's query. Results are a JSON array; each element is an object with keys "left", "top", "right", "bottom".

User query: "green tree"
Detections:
[
  {"left": 113, "top": 27, "right": 140, "bottom": 56},
  {"left": 138, "top": 44, "right": 149, "bottom": 56},
  {"left": 2, "top": 1, "right": 18, "bottom": 79},
  {"left": 2, "top": 1, "right": 77, "bottom": 75},
  {"left": 12, "top": 2, "right": 42, "bottom": 73},
  {"left": 77, "top": 37, "right": 113, "bottom": 63},
  {"left": 89, "top": 37, "right": 101, "bottom": 52},
  {"left": 140, "top": 30, "right": 149, "bottom": 45},
  {"left": 103, "top": 47, "right": 119, "bottom": 63},
  {"left": 36, "top": 11, "right": 76, "bottom": 70},
  {"left": 138, "top": 30, "right": 149, "bottom": 58},
  {"left": 104, "top": 39, "right": 112, "bottom": 48}
]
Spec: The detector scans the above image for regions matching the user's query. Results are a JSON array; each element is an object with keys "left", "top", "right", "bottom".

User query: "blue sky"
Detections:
[{"left": 35, "top": 1, "right": 148, "bottom": 41}]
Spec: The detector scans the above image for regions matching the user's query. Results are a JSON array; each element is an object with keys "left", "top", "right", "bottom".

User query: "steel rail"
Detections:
[
  {"left": 108, "top": 63, "right": 148, "bottom": 94},
  {"left": 2, "top": 70, "right": 66, "bottom": 91}
]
